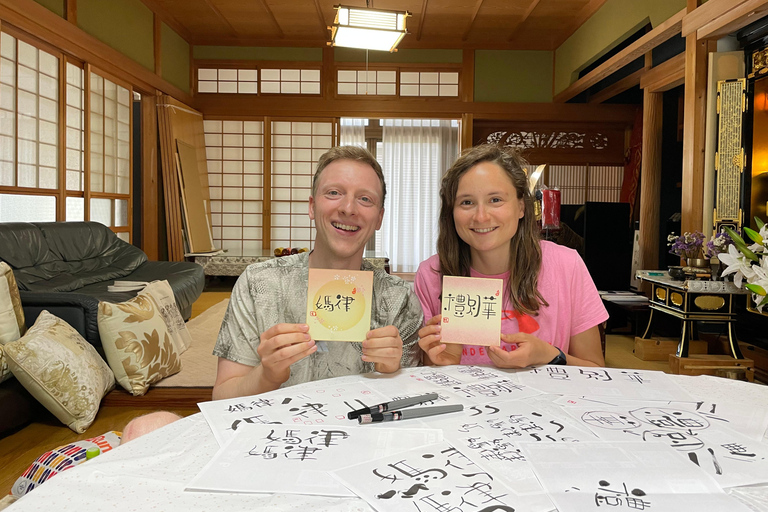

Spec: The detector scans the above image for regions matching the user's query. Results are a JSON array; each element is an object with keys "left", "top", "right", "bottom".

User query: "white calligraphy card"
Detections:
[
  {"left": 440, "top": 275, "right": 503, "bottom": 346},
  {"left": 198, "top": 380, "right": 388, "bottom": 446},
  {"left": 523, "top": 441, "right": 754, "bottom": 512},
  {"left": 306, "top": 268, "right": 373, "bottom": 342},
  {"left": 562, "top": 403, "right": 768, "bottom": 488},
  {"left": 332, "top": 440, "right": 554, "bottom": 512},
  {"left": 186, "top": 424, "right": 442, "bottom": 496}
]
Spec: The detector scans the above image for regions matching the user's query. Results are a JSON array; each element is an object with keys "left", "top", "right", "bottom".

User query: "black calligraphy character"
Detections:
[
  {"left": 289, "top": 402, "right": 328, "bottom": 418},
  {"left": 579, "top": 368, "right": 613, "bottom": 382},
  {"left": 481, "top": 295, "right": 497, "bottom": 319},
  {"left": 308, "top": 429, "right": 349, "bottom": 447},
  {"left": 283, "top": 446, "right": 321, "bottom": 461},
  {"left": 373, "top": 460, "right": 448, "bottom": 483},
  {"left": 458, "top": 481, "right": 507, "bottom": 507},
  {"left": 721, "top": 443, "right": 756, "bottom": 458}
]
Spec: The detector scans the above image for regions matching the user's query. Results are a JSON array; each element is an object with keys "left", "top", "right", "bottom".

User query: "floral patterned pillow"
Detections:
[
  {"left": 0, "top": 261, "right": 26, "bottom": 383},
  {"left": 3, "top": 311, "right": 115, "bottom": 433},
  {"left": 98, "top": 294, "right": 182, "bottom": 396}
]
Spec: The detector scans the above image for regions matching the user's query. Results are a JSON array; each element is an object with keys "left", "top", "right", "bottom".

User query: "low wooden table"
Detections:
[
  {"left": 191, "top": 249, "right": 390, "bottom": 276},
  {"left": 635, "top": 270, "right": 747, "bottom": 359}
]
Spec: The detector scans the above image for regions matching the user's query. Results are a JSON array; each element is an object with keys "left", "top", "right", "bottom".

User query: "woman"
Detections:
[{"left": 415, "top": 144, "right": 607, "bottom": 368}]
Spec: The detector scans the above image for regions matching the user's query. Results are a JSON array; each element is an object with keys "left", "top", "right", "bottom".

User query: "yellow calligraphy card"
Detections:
[
  {"left": 440, "top": 275, "right": 503, "bottom": 346},
  {"left": 306, "top": 268, "right": 374, "bottom": 342}
]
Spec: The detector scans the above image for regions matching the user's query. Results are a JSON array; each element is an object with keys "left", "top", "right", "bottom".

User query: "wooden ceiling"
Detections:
[{"left": 140, "top": 0, "right": 607, "bottom": 50}]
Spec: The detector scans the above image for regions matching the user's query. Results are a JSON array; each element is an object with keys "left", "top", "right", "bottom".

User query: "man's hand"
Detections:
[
  {"left": 363, "top": 325, "right": 403, "bottom": 373},
  {"left": 418, "top": 315, "right": 462, "bottom": 366},
  {"left": 487, "top": 332, "right": 559, "bottom": 369},
  {"left": 257, "top": 323, "right": 317, "bottom": 387}
]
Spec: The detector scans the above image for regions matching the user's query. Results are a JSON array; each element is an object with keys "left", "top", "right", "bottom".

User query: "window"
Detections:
[
  {"left": 337, "top": 70, "right": 396, "bottom": 95},
  {"left": 197, "top": 68, "right": 258, "bottom": 94},
  {"left": 400, "top": 71, "right": 459, "bottom": 97},
  {"left": 548, "top": 165, "right": 623, "bottom": 205},
  {"left": 261, "top": 69, "right": 320, "bottom": 95}
]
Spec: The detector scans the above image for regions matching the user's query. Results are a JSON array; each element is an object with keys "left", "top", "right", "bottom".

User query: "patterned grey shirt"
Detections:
[{"left": 213, "top": 252, "right": 423, "bottom": 388}]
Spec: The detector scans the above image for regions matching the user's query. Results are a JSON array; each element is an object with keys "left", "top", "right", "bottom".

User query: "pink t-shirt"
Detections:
[{"left": 414, "top": 241, "right": 608, "bottom": 365}]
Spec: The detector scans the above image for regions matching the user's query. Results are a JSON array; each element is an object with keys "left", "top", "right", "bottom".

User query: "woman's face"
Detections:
[{"left": 453, "top": 161, "right": 525, "bottom": 262}]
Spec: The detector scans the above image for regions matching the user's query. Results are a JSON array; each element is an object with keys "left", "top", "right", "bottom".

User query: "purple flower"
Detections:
[
  {"left": 667, "top": 231, "right": 705, "bottom": 260},
  {"left": 705, "top": 230, "right": 737, "bottom": 258}
]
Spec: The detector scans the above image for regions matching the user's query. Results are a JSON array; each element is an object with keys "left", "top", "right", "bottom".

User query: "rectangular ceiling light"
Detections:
[{"left": 330, "top": 5, "right": 410, "bottom": 52}]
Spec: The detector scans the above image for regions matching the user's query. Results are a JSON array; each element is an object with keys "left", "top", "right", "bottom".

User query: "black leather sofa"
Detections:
[
  {"left": 0, "top": 221, "right": 205, "bottom": 437},
  {"left": 0, "top": 221, "right": 205, "bottom": 350}
]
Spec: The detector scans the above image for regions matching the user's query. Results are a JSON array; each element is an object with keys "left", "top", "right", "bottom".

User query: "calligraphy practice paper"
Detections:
[
  {"left": 556, "top": 395, "right": 768, "bottom": 441},
  {"left": 523, "top": 441, "right": 754, "bottom": 512},
  {"left": 198, "top": 380, "right": 387, "bottom": 445},
  {"left": 186, "top": 424, "right": 442, "bottom": 496},
  {"left": 563, "top": 404, "right": 768, "bottom": 488},
  {"left": 332, "top": 440, "right": 553, "bottom": 512},
  {"left": 418, "top": 398, "right": 597, "bottom": 496},
  {"left": 517, "top": 366, "right": 694, "bottom": 401},
  {"left": 440, "top": 276, "right": 502, "bottom": 346},
  {"left": 306, "top": 268, "right": 373, "bottom": 341}
]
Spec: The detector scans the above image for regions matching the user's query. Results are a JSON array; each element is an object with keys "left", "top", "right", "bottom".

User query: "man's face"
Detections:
[{"left": 309, "top": 159, "right": 384, "bottom": 267}]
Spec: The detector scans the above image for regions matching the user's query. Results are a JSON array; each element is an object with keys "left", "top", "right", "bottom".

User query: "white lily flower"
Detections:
[{"left": 718, "top": 244, "right": 756, "bottom": 289}]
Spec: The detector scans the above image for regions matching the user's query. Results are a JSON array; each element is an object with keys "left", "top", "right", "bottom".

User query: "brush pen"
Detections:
[
  {"left": 347, "top": 392, "right": 439, "bottom": 420},
  {"left": 358, "top": 404, "right": 464, "bottom": 424}
]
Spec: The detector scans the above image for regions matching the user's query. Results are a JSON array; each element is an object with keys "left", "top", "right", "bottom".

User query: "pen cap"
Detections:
[
  {"left": 85, "top": 447, "right": 100, "bottom": 460},
  {"left": 358, "top": 413, "right": 384, "bottom": 424}
]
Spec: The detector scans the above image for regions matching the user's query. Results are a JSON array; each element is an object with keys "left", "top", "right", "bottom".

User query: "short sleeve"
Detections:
[
  {"left": 414, "top": 257, "right": 442, "bottom": 325},
  {"left": 568, "top": 254, "right": 609, "bottom": 336},
  {"left": 212, "top": 273, "right": 262, "bottom": 367}
]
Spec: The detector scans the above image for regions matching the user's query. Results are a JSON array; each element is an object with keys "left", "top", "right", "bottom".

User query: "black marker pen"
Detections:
[
  {"left": 358, "top": 404, "right": 463, "bottom": 424},
  {"left": 347, "top": 392, "right": 439, "bottom": 420}
]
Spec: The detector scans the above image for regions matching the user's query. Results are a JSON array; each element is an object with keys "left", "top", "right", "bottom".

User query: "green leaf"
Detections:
[
  {"left": 724, "top": 226, "right": 746, "bottom": 246},
  {"left": 755, "top": 217, "right": 765, "bottom": 230},
  {"left": 743, "top": 227, "right": 763, "bottom": 244},
  {"left": 745, "top": 283, "right": 767, "bottom": 296},
  {"left": 760, "top": 296, "right": 768, "bottom": 306}
]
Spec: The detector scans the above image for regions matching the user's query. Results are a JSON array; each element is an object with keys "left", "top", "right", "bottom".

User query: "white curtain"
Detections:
[
  {"left": 339, "top": 118, "right": 366, "bottom": 147},
  {"left": 379, "top": 119, "right": 459, "bottom": 272}
]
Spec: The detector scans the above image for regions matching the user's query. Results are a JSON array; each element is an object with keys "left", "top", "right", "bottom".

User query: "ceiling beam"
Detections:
[
  {"left": 587, "top": 68, "right": 643, "bottom": 103},
  {"left": 416, "top": 0, "right": 429, "bottom": 40},
  {"left": 681, "top": 0, "right": 766, "bottom": 37},
  {"left": 696, "top": 0, "right": 768, "bottom": 40},
  {"left": 554, "top": 8, "right": 685, "bottom": 103},
  {"left": 312, "top": 0, "right": 328, "bottom": 38},
  {"left": 507, "top": 0, "right": 541, "bottom": 41},
  {"left": 461, "top": 0, "right": 485, "bottom": 42}
]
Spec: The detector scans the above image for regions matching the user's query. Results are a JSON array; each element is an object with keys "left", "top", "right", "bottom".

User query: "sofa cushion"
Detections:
[
  {"left": 4, "top": 311, "right": 115, "bottom": 433},
  {"left": 1, "top": 262, "right": 26, "bottom": 383},
  {"left": 98, "top": 294, "right": 182, "bottom": 396}
]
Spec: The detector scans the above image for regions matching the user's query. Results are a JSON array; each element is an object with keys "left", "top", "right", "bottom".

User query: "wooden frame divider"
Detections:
[{"left": 553, "top": 8, "right": 686, "bottom": 103}]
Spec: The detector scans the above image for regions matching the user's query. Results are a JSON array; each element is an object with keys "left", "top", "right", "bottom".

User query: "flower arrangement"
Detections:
[
  {"left": 667, "top": 231, "right": 705, "bottom": 260},
  {"left": 720, "top": 219, "right": 768, "bottom": 311},
  {"left": 705, "top": 229, "right": 737, "bottom": 258}
]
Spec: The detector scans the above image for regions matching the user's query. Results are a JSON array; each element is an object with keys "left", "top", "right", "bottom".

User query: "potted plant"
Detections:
[{"left": 667, "top": 231, "right": 706, "bottom": 267}]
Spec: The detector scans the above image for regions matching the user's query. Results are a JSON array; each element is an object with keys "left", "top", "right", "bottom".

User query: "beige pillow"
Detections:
[
  {"left": 98, "top": 294, "right": 182, "bottom": 396},
  {"left": 3, "top": 311, "right": 115, "bottom": 433},
  {"left": 0, "top": 262, "right": 26, "bottom": 383},
  {"left": 142, "top": 280, "right": 192, "bottom": 354}
]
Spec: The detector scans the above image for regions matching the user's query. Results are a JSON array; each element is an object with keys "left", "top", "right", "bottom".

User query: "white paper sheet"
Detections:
[
  {"left": 417, "top": 397, "right": 597, "bottom": 496},
  {"left": 198, "top": 380, "right": 389, "bottom": 445},
  {"left": 556, "top": 395, "right": 768, "bottom": 441},
  {"left": 516, "top": 365, "right": 694, "bottom": 401},
  {"left": 523, "top": 441, "right": 754, "bottom": 512},
  {"left": 186, "top": 424, "right": 442, "bottom": 496},
  {"left": 332, "top": 440, "right": 554, "bottom": 512},
  {"left": 563, "top": 403, "right": 768, "bottom": 488}
]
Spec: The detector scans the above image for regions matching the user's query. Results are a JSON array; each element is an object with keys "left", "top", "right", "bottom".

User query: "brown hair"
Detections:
[
  {"left": 437, "top": 144, "right": 546, "bottom": 316},
  {"left": 313, "top": 146, "right": 387, "bottom": 206}
]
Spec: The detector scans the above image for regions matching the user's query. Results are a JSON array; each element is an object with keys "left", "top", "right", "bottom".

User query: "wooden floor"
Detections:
[{"left": 0, "top": 288, "right": 665, "bottom": 497}]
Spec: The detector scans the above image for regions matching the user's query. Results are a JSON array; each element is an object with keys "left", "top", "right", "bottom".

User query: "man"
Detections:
[{"left": 212, "top": 146, "right": 423, "bottom": 400}]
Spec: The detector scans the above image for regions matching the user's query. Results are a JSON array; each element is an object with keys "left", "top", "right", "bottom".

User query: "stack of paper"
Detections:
[{"left": 106, "top": 280, "right": 149, "bottom": 292}]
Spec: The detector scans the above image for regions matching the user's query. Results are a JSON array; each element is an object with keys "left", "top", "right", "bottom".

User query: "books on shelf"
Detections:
[{"left": 107, "top": 281, "right": 150, "bottom": 293}]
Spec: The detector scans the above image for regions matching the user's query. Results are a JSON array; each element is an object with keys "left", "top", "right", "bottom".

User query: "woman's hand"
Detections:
[
  {"left": 487, "top": 332, "right": 560, "bottom": 368},
  {"left": 418, "top": 315, "right": 462, "bottom": 366}
]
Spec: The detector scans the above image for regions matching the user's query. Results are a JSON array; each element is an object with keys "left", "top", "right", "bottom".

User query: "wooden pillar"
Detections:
[
  {"left": 639, "top": 89, "right": 663, "bottom": 270},
  {"left": 680, "top": 0, "right": 708, "bottom": 233},
  {"left": 141, "top": 94, "right": 159, "bottom": 260}
]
